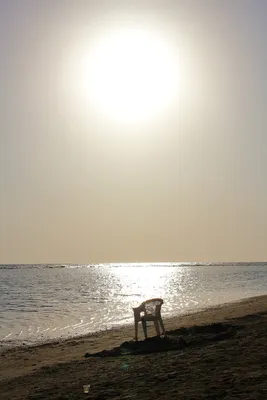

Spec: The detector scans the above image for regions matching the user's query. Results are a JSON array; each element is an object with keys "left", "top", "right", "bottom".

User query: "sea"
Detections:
[{"left": 0, "top": 262, "right": 266, "bottom": 349}]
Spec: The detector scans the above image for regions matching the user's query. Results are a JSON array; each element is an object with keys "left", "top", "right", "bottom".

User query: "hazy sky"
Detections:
[{"left": 0, "top": 0, "right": 266, "bottom": 264}]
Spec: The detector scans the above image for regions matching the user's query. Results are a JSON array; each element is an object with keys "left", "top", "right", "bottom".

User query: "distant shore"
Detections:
[{"left": 1, "top": 294, "right": 267, "bottom": 399}]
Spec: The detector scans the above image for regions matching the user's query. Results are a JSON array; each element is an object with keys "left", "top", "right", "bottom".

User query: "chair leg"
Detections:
[
  {"left": 159, "top": 318, "right": 166, "bottom": 336},
  {"left": 154, "top": 321, "right": 160, "bottom": 336},
  {"left": 134, "top": 321, "right": 138, "bottom": 341},
  {"left": 142, "top": 319, "right": 148, "bottom": 339}
]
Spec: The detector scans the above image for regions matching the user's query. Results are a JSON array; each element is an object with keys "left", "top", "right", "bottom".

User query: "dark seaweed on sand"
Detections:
[{"left": 84, "top": 323, "right": 236, "bottom": 357}]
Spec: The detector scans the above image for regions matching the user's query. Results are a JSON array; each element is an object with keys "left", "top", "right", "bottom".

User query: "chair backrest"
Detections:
[{"left": 143, "top": 298, "right": 163, "bottom": 317}]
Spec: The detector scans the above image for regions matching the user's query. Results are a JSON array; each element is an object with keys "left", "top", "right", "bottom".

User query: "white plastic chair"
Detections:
[{"left": 133, "top": 298, "right": 165, "bottom": 341}]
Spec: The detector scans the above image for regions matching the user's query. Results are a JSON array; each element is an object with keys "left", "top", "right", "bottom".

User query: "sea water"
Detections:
[{"left": 0, "top": 262, "right": 266, "bottom": 348}]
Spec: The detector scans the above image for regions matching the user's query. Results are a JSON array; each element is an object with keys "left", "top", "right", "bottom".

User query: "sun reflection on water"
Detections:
[{"left": 111, "top": 266, "right": 178, "bottom": 306}]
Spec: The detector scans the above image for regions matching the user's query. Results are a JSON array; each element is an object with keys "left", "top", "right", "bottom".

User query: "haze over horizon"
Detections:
[{"left": 0, "top": 0, "right": 266, "bottom": 264}]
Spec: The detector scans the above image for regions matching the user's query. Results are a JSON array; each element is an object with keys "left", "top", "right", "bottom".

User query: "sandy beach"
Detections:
[{"left": 1, "top": 295, "right": 267, "bottom": 399}]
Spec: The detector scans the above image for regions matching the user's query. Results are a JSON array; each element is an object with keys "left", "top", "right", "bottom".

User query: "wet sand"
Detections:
[{"left": 1, "top": 295, "right": 267, "bottom": 399}]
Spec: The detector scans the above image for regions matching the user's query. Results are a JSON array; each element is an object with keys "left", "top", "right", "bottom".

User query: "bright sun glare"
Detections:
[{"left": 70, "top": 26, "right": 182, "bottom": 124}]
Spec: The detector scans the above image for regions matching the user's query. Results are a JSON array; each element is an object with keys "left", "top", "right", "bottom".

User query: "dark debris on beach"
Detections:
[{"left": 84, "top": 322, "right": 236, "bottom": 358}]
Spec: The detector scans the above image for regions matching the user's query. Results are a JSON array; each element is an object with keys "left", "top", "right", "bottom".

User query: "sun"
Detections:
[{"left": 69, "top": 26, "right": 182, "bottom": 124}]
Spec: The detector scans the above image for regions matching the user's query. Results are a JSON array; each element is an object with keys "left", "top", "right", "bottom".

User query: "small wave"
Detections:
[
  {"left": 89, "top": 297, "right": 108, "bottom": 301},
  {"left": 0, "top": 264, "right": 68, "bottom": 270}
]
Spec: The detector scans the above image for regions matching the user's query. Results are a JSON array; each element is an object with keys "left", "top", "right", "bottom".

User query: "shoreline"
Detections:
[
  {"left": 1, "top": 294, "right": 267, "bottom": 399},
  {"left": 1, "top": 295, "right": 267, "bottom": 376},
  {"left": 1, "top": 293, "right": 265, "bottom": 355},
  {"left": 0, "top": 294, "right": 267, "bottom": 356}
]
